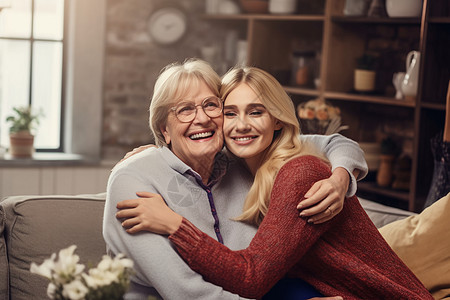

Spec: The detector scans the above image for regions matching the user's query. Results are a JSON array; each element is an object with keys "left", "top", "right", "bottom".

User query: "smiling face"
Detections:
[
  {"left": 223, "top": 83, "right": 282, "bottom": 174},
  {"left": 161, "top": 80, "right": 224, "bottom": 174}
]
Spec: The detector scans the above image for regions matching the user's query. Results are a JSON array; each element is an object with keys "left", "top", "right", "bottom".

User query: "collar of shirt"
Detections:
[{"left": 159, "top": 146, "right": 229, "bottom": 188}]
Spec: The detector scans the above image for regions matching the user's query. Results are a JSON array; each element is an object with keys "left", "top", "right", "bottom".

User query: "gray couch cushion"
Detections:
[
  {"left": 359, "top": 197, "right": 417, "bottom": 228},
  {"left": 1, "top": 193, "right": 106, "bottom": 300}
]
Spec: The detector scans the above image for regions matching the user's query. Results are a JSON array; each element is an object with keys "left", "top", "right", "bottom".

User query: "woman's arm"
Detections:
[
  {"left": 168, "top": 156, "right": 334, "bottom": 299},
  {"left": 116, "top": 191, "right": 182, "bottom": 235},
  {"left": 300, "top": 134, "right": 367, "bottom": 223}
]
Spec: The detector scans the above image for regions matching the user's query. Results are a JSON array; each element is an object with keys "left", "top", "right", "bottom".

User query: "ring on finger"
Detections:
[{"left": 327, "top": 206, "right": 333, "bottom": 215}]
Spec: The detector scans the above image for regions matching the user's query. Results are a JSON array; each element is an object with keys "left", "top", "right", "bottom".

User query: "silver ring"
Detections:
[{"left": 327, "top": 206, "right": 333, "bottom": 215}]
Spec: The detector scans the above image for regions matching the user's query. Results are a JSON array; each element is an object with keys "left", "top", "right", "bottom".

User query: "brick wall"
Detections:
[{"left": 101, "top": 0, "right": 223, "bottom": 159}]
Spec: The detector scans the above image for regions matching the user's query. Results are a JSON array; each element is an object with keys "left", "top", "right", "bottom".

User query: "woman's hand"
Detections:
[
  {"left": 117, "top": 144, "right": 156, "bottom": 165},
  {"left": 116, "top": 191, "right": 182, "bottom": 235},
  {"left": 297, "top": 167, "right": 349, "bottom": 224}
]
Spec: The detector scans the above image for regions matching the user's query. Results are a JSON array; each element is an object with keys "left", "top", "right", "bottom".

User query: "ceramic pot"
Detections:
[
  {"left": 269, "top": 0, "right": 296, "bottom": 14},
  {"left": 218, "top": 0, "right": 241, "bottom": 14},
  {"left": 343, "top": 0, "right": 371, "bottom": 16},
  {"left": 377, "top": 154, "right": 395, "bottom": 187},
  {"left": 354, "top": 69, "right": 376, "bottom": 92},
  {"left": 401, "top": 50, "right": 420, "bottom": 100},
  {"left": 393, "top": 72, "right": 405, "bottom": 99},
  {"left": 386, "top": 0, "right": 422, "bottom": 17},
  {"left": 205, "top": 0, "right": 221, "bottom": 14},
  {"left": 9, "top": 131, "right": 34, "bottom": 158}
]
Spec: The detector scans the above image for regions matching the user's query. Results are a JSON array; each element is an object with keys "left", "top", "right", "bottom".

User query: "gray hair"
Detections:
[{"left": 149, "top": 58, "right": 221, "bottom": 147}]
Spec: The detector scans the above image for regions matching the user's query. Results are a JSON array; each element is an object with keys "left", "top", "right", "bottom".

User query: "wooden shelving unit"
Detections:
[{"left": 205, "top": 0, "right": 450, "bottom": 212}]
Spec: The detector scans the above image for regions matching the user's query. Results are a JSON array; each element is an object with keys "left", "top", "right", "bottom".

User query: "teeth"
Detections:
[
  {"left": 235, "top": 137, "right": 253, "bottom": 141},
  {"left": 190, "top": 131, "right": 213, "bottom": 140}
]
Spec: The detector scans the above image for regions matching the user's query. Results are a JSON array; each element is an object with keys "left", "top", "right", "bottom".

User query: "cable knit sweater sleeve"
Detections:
[{"left": 169, "top": 156, "right": 333, "bottom": 299}]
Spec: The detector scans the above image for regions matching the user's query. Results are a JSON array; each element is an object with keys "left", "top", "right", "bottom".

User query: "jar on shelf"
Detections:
[{"left": 291, "top": 51, "right": 316, "bottom": 87}]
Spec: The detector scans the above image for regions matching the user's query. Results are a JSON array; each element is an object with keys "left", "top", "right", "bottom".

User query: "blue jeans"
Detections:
[{"left": 262, "top": 277, "right": 323, "bottom": 300}]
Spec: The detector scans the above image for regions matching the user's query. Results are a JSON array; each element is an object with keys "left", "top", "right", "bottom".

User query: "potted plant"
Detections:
[
  {"left": 354, "top": 53, "right": 378, "bottom": 92},
  {"left": 6, "top": 106, "right": 42, "bottom": 158}
]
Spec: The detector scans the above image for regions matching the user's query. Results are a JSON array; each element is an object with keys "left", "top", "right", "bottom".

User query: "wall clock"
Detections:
[{"left": 148, "top": 7, "right": 188, "bottom": 46}]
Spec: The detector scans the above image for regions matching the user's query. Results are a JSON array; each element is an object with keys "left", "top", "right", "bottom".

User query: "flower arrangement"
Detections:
[
  {"left": 30, "top": 245, "right": 134, "bottom": 300},
  {"left": 297, "top": 98, "right": 348, "bottom": 135}
]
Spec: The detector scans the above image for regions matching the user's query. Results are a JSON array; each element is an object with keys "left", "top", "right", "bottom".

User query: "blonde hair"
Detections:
[
  {"left": 221, "top": 67, "right": 326, "bottom": 225},
  {"left": 149, "top": 58, "right": 221, "bottom": 147}
]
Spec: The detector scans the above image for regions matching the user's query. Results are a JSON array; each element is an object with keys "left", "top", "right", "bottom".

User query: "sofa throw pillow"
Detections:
[{"left": 379, "top": 193, "right": 450, "bottom": 299}]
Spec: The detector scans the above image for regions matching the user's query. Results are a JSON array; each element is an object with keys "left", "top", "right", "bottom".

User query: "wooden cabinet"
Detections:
[{"left": 204, "top": 0, "right": 450, "bottom": 212}]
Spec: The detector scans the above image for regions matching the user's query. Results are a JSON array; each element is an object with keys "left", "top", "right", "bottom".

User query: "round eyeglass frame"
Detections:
[{"left": 170, "top": 96, "right": 223, "bottom": 123}]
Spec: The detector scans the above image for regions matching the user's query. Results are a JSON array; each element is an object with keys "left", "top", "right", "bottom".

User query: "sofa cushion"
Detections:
[
  {"left": 358, "top": 197, "right": 416, "bottom": 228},
  {"left": 1, "top": 193, "right": 106, "bottom": 300},
  {"left": 379, "top": 193, "right": 450, "bottom": 299},
  {"left": 0, "top": 204, "right": 8, "bottom": 300}
]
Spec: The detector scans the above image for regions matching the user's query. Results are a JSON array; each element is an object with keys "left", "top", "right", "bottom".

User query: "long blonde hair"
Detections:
[
  {"left": 221, "top": 67, "right": 325, "bottom": 225},
  {"left": 149, "top": 58, "right": 221, "bottom": 147}
]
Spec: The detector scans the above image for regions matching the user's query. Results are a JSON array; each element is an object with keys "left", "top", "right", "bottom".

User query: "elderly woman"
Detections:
[{"left": 103, "top": 59, "right": 367, "bottom": 299}]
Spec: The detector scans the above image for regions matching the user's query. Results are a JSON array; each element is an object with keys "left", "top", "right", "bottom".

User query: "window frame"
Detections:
[
  {"left": 0, "top": 0, "right": 67, "bottom": 152},
  {"left": 0, "top": 0, "right": 105, "bottom": 160}
]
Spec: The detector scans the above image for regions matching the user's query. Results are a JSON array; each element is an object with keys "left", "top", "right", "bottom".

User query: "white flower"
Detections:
[
  {"left": 30, "top": 246, "right": 134, "bottom": 300},
  {"left": 52, "top": 245, "right": 85, "bottom": 283},
  {"left": 47, "top": 282, "right": 57, "bottom": 299},
  {"left": 30, "top": 253, "right": 56, "bottom": 279},
  {"left": 98, "top": 254, "right": 134, "bottom": 276},
  {"left": 82, "top": 268, "right": 116, "bottom": 288},
  {"left": 97, "top": 255, "right": 113, "bottom": 271},
  {"left": 62, "top": 279, "right": 88, "bottom": 300},
  {"left": 111, "top": 254, "right": 134, "bottom": 272}
]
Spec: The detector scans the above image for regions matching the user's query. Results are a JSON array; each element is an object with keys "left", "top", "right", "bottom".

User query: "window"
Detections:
[{"left": 0, "top": 0, "right": 65, "bottom": 151}]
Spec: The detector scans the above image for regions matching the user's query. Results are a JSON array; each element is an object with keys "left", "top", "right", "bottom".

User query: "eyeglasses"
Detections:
[{"left": 170, "top": 96, "right": 223, "bottom": 123}]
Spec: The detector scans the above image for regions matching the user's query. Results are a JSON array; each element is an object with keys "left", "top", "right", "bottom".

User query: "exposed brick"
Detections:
[{"left": 102, "top": 0, "right": 214, "bottom": 159}]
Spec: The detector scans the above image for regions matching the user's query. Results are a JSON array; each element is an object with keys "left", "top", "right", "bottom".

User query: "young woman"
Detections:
[{"left": 116, "top": 66, "right": 432, "bottom": 299}]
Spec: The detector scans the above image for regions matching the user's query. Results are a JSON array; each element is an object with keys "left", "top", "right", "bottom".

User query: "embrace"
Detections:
[{"left": 103, "top": 59, "right": 432, "bottom": 299}]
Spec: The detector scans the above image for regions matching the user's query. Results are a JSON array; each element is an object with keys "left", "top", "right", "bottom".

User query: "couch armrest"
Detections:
[
  {"left": 0, "top": 203, "right": 8, "bottom": 300},
  {"left": 0, "top": 193, "right": 106, "bottom": 299}
]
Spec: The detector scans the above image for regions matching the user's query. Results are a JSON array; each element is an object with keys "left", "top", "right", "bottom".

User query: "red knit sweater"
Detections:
[{"left": 169, "top": 155, "right": 433, "bottom": 300}]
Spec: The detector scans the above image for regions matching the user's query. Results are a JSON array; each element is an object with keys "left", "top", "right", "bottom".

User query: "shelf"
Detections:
[
  {"left": 358, "top": 181, "right": 410, "bottom": 202},
  {"left": 421, "top": 102, "right": 446, "bottom": 110},
  {"left": 324, "top": 92, "right": 416, "bottom": 107},
  {"left": 202, "top": 14, "right": 325, "bottom": 22},
  {"left": 331, "top": 16, "right": 421, "bottom": 24},
  {"left": 283, "top": 86, "right": 320, "bottom": 96},
  {"left": 429, "top": 17, "right": 450, "bottom": 24},
  {"left": 204, "top": 0, "right": 448, "bottom": 213}
]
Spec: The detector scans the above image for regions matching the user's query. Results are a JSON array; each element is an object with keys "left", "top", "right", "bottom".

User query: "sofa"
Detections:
[
  {"left": 0, "top": 192, "right": 448, "bottom": 300},
  {"left": 0, "top": 193, "right": 107, "bottom": 300}
]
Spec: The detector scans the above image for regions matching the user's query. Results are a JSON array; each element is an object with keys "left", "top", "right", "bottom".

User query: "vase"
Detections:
[
  {"left": 392, "top": 72, "right": 405, "bottom": 99},
  {"left": 401, "top": 50, "right": 420, "bottom": 100},
  {"left": 386, "top": 0, "right": 422, "bottom": 17},
  {"left": 377, "top": 154, "right": 395, "bottom": 187},
  {"left": 269, "top": 0, "right": 296, "bottom": 14},
  {"left": 343, "top": 0, "right": 371, "bottom": 16},
  {"left": 354, "top": 69, "right": 376, "bottom": 92}
]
